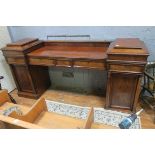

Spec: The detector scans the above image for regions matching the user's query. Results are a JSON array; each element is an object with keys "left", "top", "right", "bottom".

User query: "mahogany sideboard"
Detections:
[{"left": 1, "top": 38, "right": 149, "bottom": 111}]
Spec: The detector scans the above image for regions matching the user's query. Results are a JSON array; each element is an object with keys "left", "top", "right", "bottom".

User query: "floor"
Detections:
[{"left": 10, "top": 89, "right": 155, "bottom": 129}]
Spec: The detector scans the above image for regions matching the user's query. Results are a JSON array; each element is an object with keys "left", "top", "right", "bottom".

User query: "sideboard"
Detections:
[{"left": 1, "top": 38, "right": 149, "bottom": 111}]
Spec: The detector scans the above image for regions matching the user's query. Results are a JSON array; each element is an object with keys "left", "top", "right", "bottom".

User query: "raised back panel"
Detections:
[{"left": 44, "top": 41, "right": 111, "bottom": 48}]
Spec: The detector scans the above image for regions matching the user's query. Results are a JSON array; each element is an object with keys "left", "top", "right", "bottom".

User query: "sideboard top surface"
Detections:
[
  {"left": 1, "top": 38, "right": 149, "bottom": 60},
  {"left": 7, "top": 38, "right": 39, "bottom": 47},
  {"left": 27, "top": 46, "right": 108, "bottom": 60}
]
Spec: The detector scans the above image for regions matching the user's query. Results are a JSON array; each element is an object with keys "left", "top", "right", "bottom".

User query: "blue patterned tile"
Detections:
[{"left": 46, "top": 100, "right": 141, "bottom": 129}]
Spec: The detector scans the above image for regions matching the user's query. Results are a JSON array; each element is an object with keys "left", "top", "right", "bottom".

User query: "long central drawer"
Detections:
[{"left": 28, "top": 57, "right": 106, "bottom": 70}]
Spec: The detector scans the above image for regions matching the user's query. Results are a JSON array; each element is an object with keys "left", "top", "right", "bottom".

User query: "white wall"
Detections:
[{"left": 0, "top": 26, "right": 16, "bottom": 92}]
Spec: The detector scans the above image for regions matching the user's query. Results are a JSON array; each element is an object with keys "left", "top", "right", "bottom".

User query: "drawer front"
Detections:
[
  {"left": 29, "top": 58, "right": 55, "bottom": 66},
  {"left": 7, "top": 57, "right": 25, "bottom": 64},
  {"left": 11, "top": 65, "right": 34, "bottom": 93},
  {"left": 109, "top": 64, "right": 144, "bottom": 73},
  {"left": 56, "top": 60, "right": 71, "bottom": 67},
  {"left": 74, "top": 61, "right": 89, "bottom": 67},
  {"left": 28, "top": 58, "right": 105, "bottom": 69},
  {"left": 108, "top": 55, "right": 147, "bottom": 62},
  {"left": 89, "top": 61, "right": 105, "bottom": 69},
  {"left": 74, "top": 61, "right": 105, "bottom": 69}
]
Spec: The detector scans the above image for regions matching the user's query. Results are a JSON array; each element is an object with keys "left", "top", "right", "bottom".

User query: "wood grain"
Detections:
[
  {"left": 0, "top": 92, "right": 95, "bottom": 129},
  {"left": 2, "top": 89, "right": 154, "bottom": 129},
  {"left": 0, "top": 115, "right": 42, "bottom": 129},
  {"left": 9, "top": 97, "right": 46, "bottom": 123},
  {"left": 1, "top": 38, "right": 148, "bottom": 112},
  {"left": 27, "top": 46, "right": 107, "bottom": 60},
  {"left": 106, "top": 38, "right": 149, "bottom": 111},
  {"left": 0, "top": 90, "right": 11, "bottom": 105},
  {"left": 83, "top": 107, "right": 94, "bottom": 129}
]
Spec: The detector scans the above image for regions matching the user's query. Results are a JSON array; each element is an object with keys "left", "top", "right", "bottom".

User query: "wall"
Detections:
[
  {"left": 0, "top": 27, "right": 16, "bottom": 92},
  {"left": 8, "top": 26, "right": 155, "bottom": 60},
  {"left": 8, "top": 26, "right": 155, "bottom": 94}
]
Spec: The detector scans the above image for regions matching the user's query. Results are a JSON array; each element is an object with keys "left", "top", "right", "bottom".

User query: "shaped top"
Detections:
[
  {"left": 7, "top": 38, "right": 38, "bottom": 47},
  {"left": 107, "top": 38, "right": 149, "bottom": 55},
  {"left": 1, "top": 38, "right": 42, "bottom": 51}
]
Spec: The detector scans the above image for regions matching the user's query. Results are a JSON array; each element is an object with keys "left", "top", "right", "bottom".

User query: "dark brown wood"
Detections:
[
  {"left": 105, "top": 72, "right": 140, "bottom": 110},
  {"left": 29, "top": 65, "right": 51, "bottom": 95},
  {"left": 1, "top": 38, "right": 149, "bottom": 111},
  {"left": 28, "top": 45, "right": 107, "bottom": 59},
  {"left": 105, "top": 38, "right": 149, "bottom": 111},
  {"left": 27, "top": 41, "right": 109, "bottom": 70},
  {"left": 1, "top": 38, "right": 50, "bottom": 99},
  {"left": 11, "top": 65, "right": 34, "bottom": 93}
]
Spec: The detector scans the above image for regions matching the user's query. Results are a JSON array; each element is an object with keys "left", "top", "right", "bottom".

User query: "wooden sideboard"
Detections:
[{"left": 1, "top": 38, "right": 149, "bottom": 111}]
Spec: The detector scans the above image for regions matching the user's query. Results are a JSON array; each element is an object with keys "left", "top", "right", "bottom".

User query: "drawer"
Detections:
[
  {"left": 89, "top": 61, "right": 105, "bottom": 69},
  {"left": 109, "top": 64, "right": 144, "bottom": 73},
  {"left": 56, "top": 60, "right": 71, "bottom": 67},
  {"left": 7, "top": 57, "right": 25, "bottom": 64},
  {"left": 108, "top": 54, "right": 147, "bottom": 62},
  {"left": 74, "top": 61, "right": 105, "bottom": 69},
  {"left": 29, "top": 58, "right": 55, "bottom": 66},
  {"left": 74, "top": 61, "right": 89, "bottom": 67}
]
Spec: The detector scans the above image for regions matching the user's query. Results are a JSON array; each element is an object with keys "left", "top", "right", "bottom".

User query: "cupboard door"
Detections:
[
  {"left": 11, "top": 65, "right": 34, "bottom": 93},
  {"left": 106, "top": 72, "right": 139, "bottom": 110}
]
